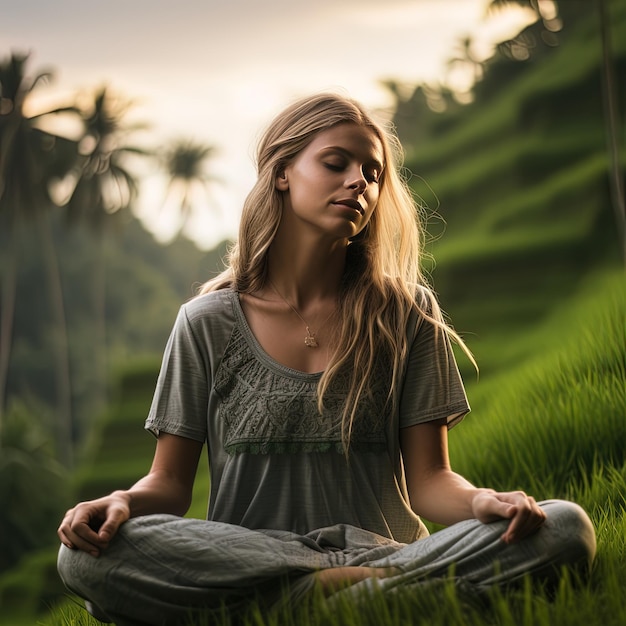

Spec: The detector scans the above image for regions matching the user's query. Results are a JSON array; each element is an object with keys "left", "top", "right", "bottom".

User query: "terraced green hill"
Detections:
[{"left": 396, "top": 0, "right": 625, "bottom": 378}]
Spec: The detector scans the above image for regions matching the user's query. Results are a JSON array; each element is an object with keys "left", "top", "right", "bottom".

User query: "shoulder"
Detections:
[
  {"left": 173, "top": 289, "right": 239, "bottom": 349},
  {"left": 181, "top": 288, "right": 237, "bottom": 324},
  {"left": 169, "top": 289, "right": 238, "bottom": 364},
  {"left": 403, "top": 284, "right": 439, "bottom": 334},
  {"left": 379, "top": 278, "right": 435, "bottom": 312},
  {"left": 413, "top": 284, "right": 437, "bottom": 313}
]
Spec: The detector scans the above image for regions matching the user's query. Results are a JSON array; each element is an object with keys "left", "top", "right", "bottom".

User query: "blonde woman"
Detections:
[{"left": 58, "top": 93, "right": 595, "bottom": 625}]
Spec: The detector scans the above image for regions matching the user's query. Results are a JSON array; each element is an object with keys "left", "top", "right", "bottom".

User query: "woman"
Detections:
[{"left": 58, "top": 93, "right": 596, "bottom": 626}]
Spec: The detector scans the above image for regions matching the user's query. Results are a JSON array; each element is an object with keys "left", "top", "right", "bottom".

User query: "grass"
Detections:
[
  {"left": 39, "top": 567, "right": 626, "bottom": 626},
  {"left": 451, "top": 272, "right": 626, "bottom": 492},
  {"left": 31, "top": 266, "right": 625, "bottom": 626}
]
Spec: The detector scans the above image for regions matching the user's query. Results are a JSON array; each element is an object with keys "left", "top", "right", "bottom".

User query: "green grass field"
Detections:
[{"left": 29, "top": 267, "right": 625, "bottom": 626}]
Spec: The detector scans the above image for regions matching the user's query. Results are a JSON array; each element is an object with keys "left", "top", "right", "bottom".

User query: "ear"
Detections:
[{"left": 275, "top": 170, "right": 289, "bottom": 191}]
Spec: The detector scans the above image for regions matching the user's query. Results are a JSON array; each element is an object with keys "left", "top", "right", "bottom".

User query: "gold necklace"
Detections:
[{"left": 268, "top": 280, "right": 334, "bottom": 348}]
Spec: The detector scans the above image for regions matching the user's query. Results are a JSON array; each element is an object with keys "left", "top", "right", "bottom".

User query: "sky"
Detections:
[{"left": 2, "top": 0, "right": 534, "bottom": 249}]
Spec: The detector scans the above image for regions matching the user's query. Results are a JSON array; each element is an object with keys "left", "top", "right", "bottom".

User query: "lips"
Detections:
[{"left": 334, "top": 198, "right": 364, "bottom": 215}]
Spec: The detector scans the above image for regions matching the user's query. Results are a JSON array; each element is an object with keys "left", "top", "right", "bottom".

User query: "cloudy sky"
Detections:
[{"left": 3, "top": 0, "right": 532, "bottom": 249}]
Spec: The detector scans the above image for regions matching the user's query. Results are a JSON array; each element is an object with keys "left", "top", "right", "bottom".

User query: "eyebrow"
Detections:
[{"left": 321, "top": 146, "right": 384, "bottom": 172}]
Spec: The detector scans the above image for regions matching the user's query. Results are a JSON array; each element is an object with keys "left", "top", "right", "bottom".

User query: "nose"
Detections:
[{"left": 345, "top": 167, "right": 367, "bottom": 193}]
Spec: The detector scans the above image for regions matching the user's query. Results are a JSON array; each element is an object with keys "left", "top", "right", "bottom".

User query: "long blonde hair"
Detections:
[{"left": 201, "top": 93, "right": 472, "bottom": 451}]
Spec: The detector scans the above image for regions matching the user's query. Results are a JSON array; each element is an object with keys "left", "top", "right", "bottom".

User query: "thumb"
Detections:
[
  {"left": 98, "top": 524, "right": 115, "bottom": 542},
  {"left": 498, "top": 503, "right": 517, "bottom": 519},
  {"left": 479, "top": 498, "right": 517, "bottom": 523},
  {"left": 98, "top": 510, "right": 126, "bottom": 543},
  {"left": 474, "top": 490, "right": 515, "bottom": 522}
]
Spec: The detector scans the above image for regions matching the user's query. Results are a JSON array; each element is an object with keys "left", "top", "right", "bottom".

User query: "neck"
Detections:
[{"left": 266, "top": 235, "right": 347, "bottom": 307}]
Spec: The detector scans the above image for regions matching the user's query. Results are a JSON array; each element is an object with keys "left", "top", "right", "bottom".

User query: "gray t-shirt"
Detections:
[{"left": 145, "top": 288, "right": 469, "bottom": 544}]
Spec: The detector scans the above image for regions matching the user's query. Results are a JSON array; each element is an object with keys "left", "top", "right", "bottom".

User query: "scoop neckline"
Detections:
[{"left": 230, "top": 290, "right": 324, "bottom": 381}]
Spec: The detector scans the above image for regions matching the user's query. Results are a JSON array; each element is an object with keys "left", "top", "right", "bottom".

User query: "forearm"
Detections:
[
  {"left": 400, "top": 423, "right": 543, "bottom": 540},
  {"left": 116, "top": 469, "right": 194, "bottom": 518},
  {"left": 59, "top": 434, "right": 200, "bottom": 555},
  {"left": 408, "top": 469, "right": 494, "bottom": 527}
]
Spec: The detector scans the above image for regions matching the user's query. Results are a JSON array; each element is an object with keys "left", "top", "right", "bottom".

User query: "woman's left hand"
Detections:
[{"left": 471, "top": 490, "right": 547, "bottom": 544}]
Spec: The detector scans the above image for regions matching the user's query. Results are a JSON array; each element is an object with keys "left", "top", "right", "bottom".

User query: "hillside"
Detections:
[{"left": 392, "top": 0, "right": 625, "bottom": 378}]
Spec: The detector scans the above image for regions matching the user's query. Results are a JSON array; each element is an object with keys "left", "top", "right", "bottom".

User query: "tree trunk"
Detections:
[
  {"left": 38, "top": 212, "right": 74, "bottom": 468},
  {"left": 0, "top": 210, "right": 18, "bottom": 423},
  {"left": 93, "top": 229, "right": 108, "bottom": 413},
  {"left": 597, "top": 0, "right": 626, "bottom": 264}
]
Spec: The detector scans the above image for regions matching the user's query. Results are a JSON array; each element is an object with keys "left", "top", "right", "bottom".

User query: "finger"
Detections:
[
  {"left": 501, "top": 507, "right": 527, "bottom": 543},
  {"left": 72, "top": 516, "right": 105, "bottom": 545},
  {"left": 490, "top": 500, "right": 517, "bottom": 521},
  {"left": 473, "top": 493, "right": 516, "bottom": 523},
  {"left": 496, "top": 490, "right": 530, "bottom": 507},
  {"left": 100, "top": 500, "right": 131, "bottom": 538},
  {"left": 502, "top": 498, "right": 545, "bottom": 543},
  {"left": 59, "top": 524, "right": 102, "bottom": 556},
  {"left": 66, "top": 523, "right": 104, "bottom": 555},
  {"left": 61, "top": 510, "right": 107, "bottom": 553},
  {"left": 58, "top": 513, "right": 74, "bottom": 548},
  {"left": 96, "top": 512, "right": 125, "bottom": 544},
  {"left": 57, "top": 528, "right": 75, "bottom": 550},
  {"left": 58, "top": 512, "right": 90, "bottom": 550}
]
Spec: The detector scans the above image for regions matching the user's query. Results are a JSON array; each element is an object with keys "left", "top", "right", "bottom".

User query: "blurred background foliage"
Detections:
[
  {"left": 0, "top": 0, "right": 624, "bottom": 623},
  {"left": 393, "top": 0, "right": 625, "bottom": 378}
]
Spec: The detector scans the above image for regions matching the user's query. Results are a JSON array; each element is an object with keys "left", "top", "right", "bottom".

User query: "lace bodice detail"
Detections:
[{"left": 214, "top": 324, "right": 389, "bottom": 455}]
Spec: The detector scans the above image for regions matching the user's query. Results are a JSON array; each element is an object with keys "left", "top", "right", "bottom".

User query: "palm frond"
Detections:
[{"left": 486, "top": 0, "right": 539, "bottom": 17}]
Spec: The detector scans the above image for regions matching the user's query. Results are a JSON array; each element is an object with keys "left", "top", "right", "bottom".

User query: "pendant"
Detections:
[{"left": 304, "top": 327, "right": 318, "bottom": 348}]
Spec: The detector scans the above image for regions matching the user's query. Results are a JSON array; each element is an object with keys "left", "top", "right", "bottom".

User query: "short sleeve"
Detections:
[
  {"left": 399, "top": 313, "right": 470, "bottom": 430},
  {"left": 144, "top": 305, "right": 210, "bottom": 442}
]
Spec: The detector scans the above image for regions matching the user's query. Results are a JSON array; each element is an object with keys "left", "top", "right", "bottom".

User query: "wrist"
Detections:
[
  {"left": 470, "top": 488, "right": 495, "bottom": 512},
  {"left": 110, "top": 490, "right": 132, "bottom": 511}
]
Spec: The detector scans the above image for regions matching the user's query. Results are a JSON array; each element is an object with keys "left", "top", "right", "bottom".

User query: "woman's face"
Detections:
[{"left": 276, "top": 123, "right": 384, "bottom": 241}]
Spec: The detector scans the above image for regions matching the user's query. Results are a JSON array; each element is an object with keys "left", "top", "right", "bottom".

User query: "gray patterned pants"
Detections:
[{"left": 57, "top": 500, "right": 595, "bottom": 626}]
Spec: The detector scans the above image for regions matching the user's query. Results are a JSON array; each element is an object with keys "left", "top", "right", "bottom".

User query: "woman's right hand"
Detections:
[
  {"left": 57, "top": 433, "right": 203, "bottom": 557},
  {"left": 58, "top": 491, "right": 131, "bottom": 557}
]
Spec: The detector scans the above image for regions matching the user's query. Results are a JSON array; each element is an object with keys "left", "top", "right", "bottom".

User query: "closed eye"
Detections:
[
  {"left": 325, "top": 163, "right": 379, "bottom": 183},
  {"left": 324, "top": 163, "right": 344, "bottom": 172}
]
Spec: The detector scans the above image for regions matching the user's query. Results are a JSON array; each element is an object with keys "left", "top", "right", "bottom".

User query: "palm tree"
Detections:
[
  {"left": 160, "top": 139, "right": 220, "bottom": 237},
  {"left": 0, "top": 52, "right": 79, "bottom": 465},
  {"left": 61, "top": 86, "right": 149, "bottom": 412},
  {"left": 488, "top": 0, "right": 553, "bottom": 61},
  {"left": 488, "top": 0, "right": 539, "bottom": 14},
  {"left": 488, "top": 0, "right": 587, "bottom": 25},
  {"left": 64, "top": 87, "right": 147, "bottom": 229},
  {"left": 446, "top": 36, "right": 485, "bottom": 91}
]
